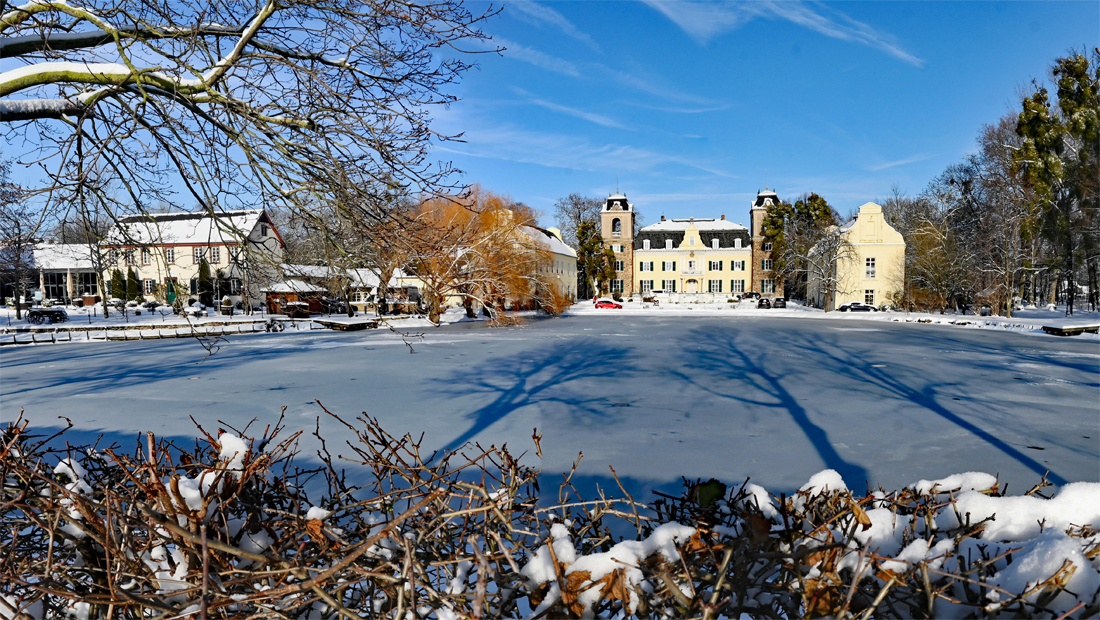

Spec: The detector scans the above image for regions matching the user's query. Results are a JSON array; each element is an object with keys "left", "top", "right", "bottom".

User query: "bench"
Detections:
[{"left": 1041, "top": 324, "right": 1100, "bottom": 337}]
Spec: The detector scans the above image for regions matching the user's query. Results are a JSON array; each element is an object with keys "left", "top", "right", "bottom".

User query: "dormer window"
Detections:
[
  {"left": 689, "top": 236, "right": 695, "bottom": 246},
  {"left": 261, "top": 225, "right": 269, "bottom": 237},
  {"left": 711, "top": 239, "right": 719, "bottom": 249},
  {"left": 665, "top": 239, "right": 673, "bottom": 249},
  {"left": 643, "top": 239, "right": 650, "bottom": 250},
  {"left": 735, "top": 238, "right": 742, "bottom": 249}
]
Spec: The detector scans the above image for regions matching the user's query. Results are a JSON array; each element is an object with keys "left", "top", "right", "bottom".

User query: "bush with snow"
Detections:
[{"left": 1, "top": 412, "right": 1098, "bottom": 619}]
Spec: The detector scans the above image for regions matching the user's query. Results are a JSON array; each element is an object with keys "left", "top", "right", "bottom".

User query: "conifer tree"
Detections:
[
  {"left": 575, "top": 221, "right": 603, "bottom": 299},
  {"left": 125, "top": 267, "right": 141, "bottom": 301},
  {"left": 109, "top": 269, "right": 125, "bottom": 300},
  {"left": 198, "top": 259, "right": 214, "bottom": 306}
]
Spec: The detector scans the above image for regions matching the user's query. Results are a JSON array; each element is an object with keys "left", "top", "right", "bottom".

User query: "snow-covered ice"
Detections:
[{"left": 2, "top": 307, "right": 1097, "bottom": 502}]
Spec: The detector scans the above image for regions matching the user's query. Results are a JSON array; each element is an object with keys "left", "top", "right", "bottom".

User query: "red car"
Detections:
[{"left": 594, "top": 299, "right": 622, "bottom": 309}]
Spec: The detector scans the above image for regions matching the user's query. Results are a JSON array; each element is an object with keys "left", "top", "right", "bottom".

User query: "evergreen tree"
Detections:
[
  {"left": 598, "top": 246, "right": 618, "bottom": 297},
  {"left": 109, "top": 269, "right": 125, "bottom": 300},
  {"left": 125, "top": 267, "right": 141, "bottom": 301},
  {"left": 762, "top": 193, "right": 839, "bottom": 300},
  {"left": 575, "top": 221, "right": 603, "bottom": 299},
  {"left": 1014, "top": 50, "right": 1099, "bottom": 315},
  {"left": 198, "top": 259, "right": 214, "bottom": 306}
]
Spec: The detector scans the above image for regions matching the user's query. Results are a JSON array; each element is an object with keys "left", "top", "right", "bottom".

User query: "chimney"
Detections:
[
  {"left": 660, "top": 215, "right": 665, "bottom": 221},
  {"left": 721, "top": 214, "right": 725, "bottom": 220}
]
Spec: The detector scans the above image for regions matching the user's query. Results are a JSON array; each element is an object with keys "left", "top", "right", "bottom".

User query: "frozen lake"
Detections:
[{"left": 2, "top": 315, "right": 1097, "bottom": 499}]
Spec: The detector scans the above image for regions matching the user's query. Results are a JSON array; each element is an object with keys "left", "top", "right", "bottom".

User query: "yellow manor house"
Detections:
[{"left": 601, "top": 190, "right": 780, "bottom": 300}]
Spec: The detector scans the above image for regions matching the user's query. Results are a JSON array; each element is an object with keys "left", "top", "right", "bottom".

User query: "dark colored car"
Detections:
[
  {"left": 838, "top": 301, "right": 877, "bottom": 312},
  {"left": 743, "top": 291, "right": 761, "bottom": 300},
  {"left": 772, "top": 297, "right": 787, "bottom": 308},
  {"left": 757, "top": 298, "right": 771, "bottom": 309},
  {"left": 594, "top": 299, "right": 622, "bottom": 309},
  {"left": 321, "top": 297, "right": 348, "bottom": 314}
]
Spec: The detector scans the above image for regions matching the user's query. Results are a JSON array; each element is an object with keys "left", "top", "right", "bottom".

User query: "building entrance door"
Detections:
[{"left": 685, "top": 279, "right": 698, "bottom": 293}]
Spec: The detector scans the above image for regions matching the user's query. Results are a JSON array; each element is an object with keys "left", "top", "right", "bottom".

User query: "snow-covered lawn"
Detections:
[{"left": 2, "top": 308, "right": 1096, "bottom": 504}]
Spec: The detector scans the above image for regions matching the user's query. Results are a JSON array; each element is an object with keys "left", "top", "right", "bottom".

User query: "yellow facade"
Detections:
[
  {"left": 811, "top": 202, "right": 905, "bottom": 310},
  {"left": 632, "top": 219, "right": 753, "bottom": 298}
]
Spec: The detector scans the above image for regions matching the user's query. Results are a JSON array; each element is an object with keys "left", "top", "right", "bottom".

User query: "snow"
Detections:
[
  {"left": 305, "top": 506, "right": 331, "bottom": 521},
  {"left": 520, "top": 523, "right": 576, "bottom": 585},
  {"left": 988, "top": 531, "right": 1100, "bottom": 613},
  {"left": 935, "top": 481, "right": 1100, "bottom": 542},
  {"left": 3, "top": 307, "right": 1097, "bottom": 503},
  {"left": 219, "top": 432, "right": 248, "bottom": 474},
  {"left": 910, "top": 471, "right": 999, "bottom": 495}
]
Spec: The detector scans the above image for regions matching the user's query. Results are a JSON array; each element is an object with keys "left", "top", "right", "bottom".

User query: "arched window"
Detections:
[{"left": 612, "top": 218, "right": 622, "bottom": 234}]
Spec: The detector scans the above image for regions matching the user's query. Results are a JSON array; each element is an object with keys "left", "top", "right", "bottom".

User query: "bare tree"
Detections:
[
  {"left": 552, "top": 193, "right": 602, "bottom": 249},
  {"left": 2, "top": 0, "right": 498, "bottom": 267},
  {"left": 0, "top": 160, "right": 45, "bottom": 319}
]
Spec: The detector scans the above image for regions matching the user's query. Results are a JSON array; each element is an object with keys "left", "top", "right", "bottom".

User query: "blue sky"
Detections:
[{"left": 432, "top": 0, "right": 1099, "bottom": 228}]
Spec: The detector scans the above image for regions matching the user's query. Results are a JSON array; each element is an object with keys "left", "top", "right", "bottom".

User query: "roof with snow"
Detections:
[
  {"left": 105, "top": 210, "right": 272, "bottom": 246},
  {"left": 635, "top": 218, "right": 750, "bottom": 251},
  {"left": 33, "top": 243, "right": 94, "bottom": 270},
  {"left": 261, "top": 279, "right": 326, "bottom": 294},
  {"left": 752, "top": 190, "right": 780, "bottom": 209},
  {"left": 640, "top": 218, "right": 747, "bottom": 233},
  {"left": 521, "top": 225, "right": 577, "bottom": 258}
]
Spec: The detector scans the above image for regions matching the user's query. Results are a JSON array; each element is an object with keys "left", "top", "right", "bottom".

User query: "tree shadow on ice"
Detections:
[
  {"left": 778, "top": 329, "right": 1070, "bottom": 486},
  {"left": 432, "top": 338, "right": 639, "bottom": 453},
  {"left": 671, "top": 327, "right": 870, "bottom": 489}
]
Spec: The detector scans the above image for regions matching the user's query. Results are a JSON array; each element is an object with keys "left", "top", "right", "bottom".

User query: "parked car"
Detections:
[
  {"left": 772, "top": 297, "right": 787, "bottom": 308},
  {"left": 757, "top": 298, "right": 771, "bottom": 309},
  {"left": 321, "top": 297, "right": 347, "bottom": 314},
  {"left": 743, "top": 291, "right": 761, "bottom": 300},
  {"left": 838, "top": 301, "right": 878, "bottom": 312},
  {"left": 594, "top": 298, "right": 622, "bottom": 309}
]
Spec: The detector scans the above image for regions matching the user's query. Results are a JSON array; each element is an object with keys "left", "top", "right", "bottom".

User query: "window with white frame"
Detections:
[
  {"left": 662, "top": 261, "right": 676, "bottom": 271},
  {"left": 141, "top": 249, "right": 151, "bottom": 265},
  {"left": 763, "top": 241, "right": 773, "bottom": 251},
  {"left": 731, "top": 280, "right": 745, "bottom": 293},
  {"left": 687, "top": 260, "right": 697, "bottom": 271},
  {"left": 734, "top": 238, "right": 742, "bottom": 249},
  {"left": 193, "top": 247, "right": 206, "bottom": 264},
  {"left": 665, "top": 239, "right": 673, "bottom": 249},
  {"left": 143, "top": 279, "right": 156, "bottom": 295},
  {"left": 210, "top": 247, "right": 220, "bottom": 264},
  {"left": 640, "top": 261, "right": 654, "bottom": 272},
  {"left": 732, "top": 260, "right": 745, "bottom": 271},
  {"left": 865, "top": 257, "right": 876, "bottom": 279},
  {"left": 124, "top": 250, "right": 135, "bottom": 265},
  {"left": 711, "top": 238, "right": 719, "bottom": 249},
  {"left": 708, "top": 260, "right": 722, "bottom": 271},
  {"left": 107, "top": 249, "right": 117, "bottom": 264},
  {"left": 229, "top": 247, "right": 239, "bottom": 263},
  {"left": 260, "top": 225, "right": 269, "bottom": 237},
  {"left": 762, "top": 279, "right": 776, "bottom": 294},
  {"left": 865, "top": 289, "right": 875, "bottom": 305},
  {"left": 614, "top": 260, "right": 624, "bottom": 271},
  {"left": 689, "top": 236, "right": 695, "bottom": 246},
  {"left": 640, "top": 280, "right": 653, "bottom": 293},
  {"left": 708, "top": 279, "right": 722, "bottom": 293},
  {"left": 643, "top": 239, "right": 650, "bottom": 250},
  {"left": 164, "top": 248, "right": 175, "bottom": 264},
  {"left": 229, "top": 278, "right": 242, "bottom": 295},
  {"left": 611, "top": 279, "right": 623, "bottom": 293},
  {"left": 761, "top": 259, "right": 773, "bottom": 271},
  {"left": 663, "top": 280, "right": 677, "bottom": 292}
]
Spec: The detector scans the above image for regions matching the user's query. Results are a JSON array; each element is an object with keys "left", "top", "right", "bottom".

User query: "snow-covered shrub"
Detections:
[{"left": 2, "top": 413, "right": 1097, "bottom": 619}]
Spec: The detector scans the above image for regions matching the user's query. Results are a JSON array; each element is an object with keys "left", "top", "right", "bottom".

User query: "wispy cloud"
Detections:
[
  {"left": 528, "top": 98, "right": 629, "bottom": 129},
  {"left": 624, "top": 102, "right": 733, "bottom": 114},
  {"left": 867, "top": 153, "right": 930, "bottom": 171},
  {"left": 642, "top": 0, "right": 924, "bottom": 67},
  {"left": 595, "top": 64, "right": 722, "bottom": 106},
  {"left": 434, "top": 123, "right": 731, "bottom": 178},
  {"left": 482, "top": 36, "right": 580, "bottom": 77},
  {"left": 507, "top": 0, "right": 601, "bottom": 52}
]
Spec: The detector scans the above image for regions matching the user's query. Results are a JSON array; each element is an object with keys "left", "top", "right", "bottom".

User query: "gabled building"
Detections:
[
  {"left": 32, "top": 243, "right": 100, "bottom": 302},
  {"left": 807, "top": 202, "right": 905, "bottom": 310},
  {"left": 101, "top": 209, "right": 284, "bottom": 306}
]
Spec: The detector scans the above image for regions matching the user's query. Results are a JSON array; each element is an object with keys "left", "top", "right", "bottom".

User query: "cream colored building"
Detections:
[
  {"left": 632, "top": 216, "right": 753, "bottom": 300},
  {"left": 808, "top": 202, "right": 905, "bottom": 310},
  {"left": 101, "top": 210, "right": 284, "bottom": 306},
  {"left": 528, "top": 226, "right": 579, "bottom": 300}
]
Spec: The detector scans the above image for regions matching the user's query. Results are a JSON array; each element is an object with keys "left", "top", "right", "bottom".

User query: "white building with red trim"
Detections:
[{"left": 101, "top": 210, "right": 284, "bottom": 306}]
